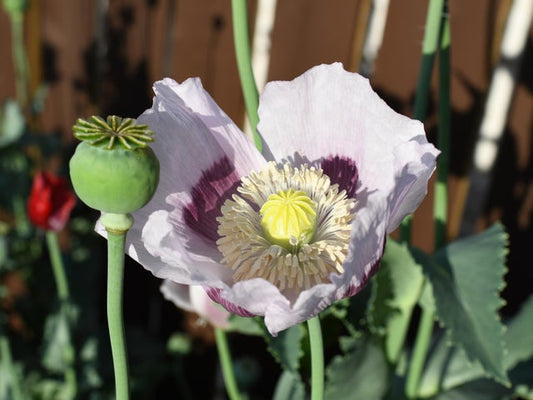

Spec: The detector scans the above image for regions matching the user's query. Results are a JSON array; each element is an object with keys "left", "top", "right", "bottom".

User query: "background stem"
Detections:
[
  {"left": 405, "top": 4, "right": 450, "bottom": 398},
  {"left": 307, "top": 316, "right": 324, "bottom": 400},
  {"left": 399, "top": 0, "right": 445, "bottom": 243},
  {"left": 214, "top": 327, "right": 241, "bottom": 400},
  {"left": 9, "top": 12, "right": 29, "bottom": 107},
  {"left": 405, "top": 297, "right": 435, "bottom": 398},
  {"left": 46, "top": 232, "right": 70, "bottom": 301},
  {"left": 231, "top": 0, "right": 262, "bottom": 152}
]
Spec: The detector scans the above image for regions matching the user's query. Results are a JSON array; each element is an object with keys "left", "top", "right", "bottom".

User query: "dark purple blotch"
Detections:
[
  {"left": 320, "top": 155, "right": 358, "bottom": 199},
  {"left": 183, "top": 156, "right": 241, "bottom": 242}
]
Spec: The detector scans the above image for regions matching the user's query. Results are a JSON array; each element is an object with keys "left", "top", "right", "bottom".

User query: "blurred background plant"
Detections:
[{"left": 0, "top": 0, "right": 532, "bottom": 399}]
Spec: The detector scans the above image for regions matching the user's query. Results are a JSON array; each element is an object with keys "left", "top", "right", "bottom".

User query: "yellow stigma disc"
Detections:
[{"left": 260, "top": 189, "right": 317, "bottom": 250}]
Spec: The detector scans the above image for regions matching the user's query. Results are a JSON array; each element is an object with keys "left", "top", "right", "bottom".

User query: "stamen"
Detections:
[{"left": 216, "top": 162, "right": 355, "bottom": 293}]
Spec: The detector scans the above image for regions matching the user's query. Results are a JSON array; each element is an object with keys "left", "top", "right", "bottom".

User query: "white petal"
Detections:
[
  {"left": 160, "top": 280, "right": 195, "bottom": 312},
  {"left": 258, "top": 62, "right": 438, "bottom": 229},
  {"left": 189, "top": 286, "right": 230, "bottom": 329},
  {"left": 95, "top": 78, "right": 267, "bottom": 285}
]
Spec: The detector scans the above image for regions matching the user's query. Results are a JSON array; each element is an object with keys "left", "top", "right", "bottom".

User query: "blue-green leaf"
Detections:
[
  {"left": 325, "top": 337, "right": 390, "bottom": 400},
  {"left": 266, "top": 325, "right": 303, "bottom": 371},
  {"left": 432, "top": 379, "right": 512, "bottom": 400},
  {"left": 503, "top": 294, "right": 533, "bottom": 370},
  {"left": 368, "top": 239, "right": 424, "bottom": 362},
  {"left": 415, "top": 223, "right": 509, "bottom": 385},
  {"left": 420, "top": 293, "right": 533, "bottom": 396}
]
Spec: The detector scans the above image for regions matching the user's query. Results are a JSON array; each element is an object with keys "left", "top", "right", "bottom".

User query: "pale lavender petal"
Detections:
[
  {"left": 258, "top": 63, "right": 438, "bottom": 225},
  {"left": 141, "top": 210, "right": 231, "bottom": 286},
  {"left": 387, "top": 139, "right": 439, "bottom": 231},
  {"left": 161, "top": 280, "right": 230, "bottom": 328},
  {"left": 189, "top": 286, "right": 230, "bottom": 328},
  {"left": 160, "top": 280, "right": 195, "bottom": 313},
  {"left": 106, "top": 78, "right": 267, "bottom": 286}
]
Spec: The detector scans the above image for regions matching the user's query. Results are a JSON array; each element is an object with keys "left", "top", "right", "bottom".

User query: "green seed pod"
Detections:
[{"left": 69, "top": 115, "right": 160, "bottom": 214}]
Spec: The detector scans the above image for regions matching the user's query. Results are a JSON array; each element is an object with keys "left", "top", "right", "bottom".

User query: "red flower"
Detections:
[{"left": 27, "top": 171, "right": 76, "bottom": 231}]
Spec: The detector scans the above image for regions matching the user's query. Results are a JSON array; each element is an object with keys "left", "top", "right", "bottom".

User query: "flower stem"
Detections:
[
  {"left": 434, "top": 10, "right": 451, "bottom": 251},
  {"left": 214, "top": 327, "right": 242, "bottom": 400},
  {"left": 405, "top": 5, "right": 450, "bottom": 399},
  {"left": 102, "top": 213, "right": 133, "bottom": 400},
  {"left": 231, "top": 0, "right": 262, "bottom": 152},
  {"left": 399, "top": 0, "right": 445, "bottom": 243},
  {"left": 307, "top": 316, "right": 324, "bottom": 400},
  {"left": 45, "top": 231, "right": 77, "bottom": 399}
]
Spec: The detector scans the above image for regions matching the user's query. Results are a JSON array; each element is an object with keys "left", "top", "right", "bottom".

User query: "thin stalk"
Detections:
[
  {"left": 45, "top": 231, "right": 77, "bottom": 398},
  {"left": 399, "top": 0, "right": 445, "bottom": 243},
  {"left": 307, "top": 316, "right": 324, "bottom": 400},
  {"left": 0, "top": 333, "right": 23, "bottom": 400},
  {"left": 46, "top": 232, "right": 70, "bottom": 301},
  {"left": 231, "top": 0, "right": 262, "bottom": 152},
  {"left": 434, "top": 13, "right": 451, "bottom": 250},
  {"left": 9, "top": 13, "right": 29, "bottom": 107},
  {"left": 105, "top": 223, "right": 131, "bottom": 400},
  {"left": 405, "top": 7, "right": 450, "bottom": 399},
  {"left": 405, "top": 295, "right": 435, "bottom": 398},
  {"left": 214, "top": 327, "right": 242, "bottom": 400}
]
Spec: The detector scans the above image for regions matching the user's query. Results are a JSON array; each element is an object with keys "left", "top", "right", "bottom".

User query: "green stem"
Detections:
[
  {"left": 231, "top": 0, "right": 262, "bottom": 152},
  {"left": 405, "top": 294, "right": 435, "bottom": 398},
  {"left": 0, "top": 332, "right": 23, "bottom": 400},
  {"left": 45, "top": 231, "right": 77, "bottom": 399},
  {"left": 405, "top": 6, "right": 450, "bottom": 399},
  {"left": 214, "top": 327, "right": 242, "bottom": 400},
  {"left": 103, "top": 213, "right": 133, "bottom": 400},
  {"left": 307, "top": 316, "right": 324, "bottom": 400},
  {"left": 399, "top": 0, "right": 445, "bottom": 243},
  {"left": 434, "top": 12, "right": 451, "bottom": 251}
]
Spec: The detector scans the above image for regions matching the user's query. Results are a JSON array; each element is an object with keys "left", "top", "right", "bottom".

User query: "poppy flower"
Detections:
[
  {"left": 110, "top": 63, "right": 439, "bottom": 335},
  {"left": 28, "top": 171, "right": 76, "bottom": 231},
  {"left": 161, "top": 280, "right": 230, "bottom": 329}
]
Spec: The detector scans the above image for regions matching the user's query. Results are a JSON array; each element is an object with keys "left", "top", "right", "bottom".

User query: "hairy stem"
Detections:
[{"left": 103, "top": 213, "right": 133, "bottom": 400}]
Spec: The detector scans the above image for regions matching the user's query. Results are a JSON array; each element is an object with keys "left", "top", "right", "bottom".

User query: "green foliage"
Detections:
[
  {"left": 0, "top": 100, "right": 25, "bottom": 148},
  {"left": 41, "top": 303, "right": 78, "bottom": 374},
  {"left": 324, "top": 336, "right": 390, "bottom": 400},
  {"left": 419, "top": 293, "right": 533, "bottom": 398},
  {"left": 503, "top": 294, "right": 533, "bottom": 370},
  {"left": 266, "top": 324, "right": 303, "bottom": 372}
]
